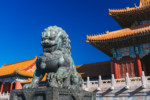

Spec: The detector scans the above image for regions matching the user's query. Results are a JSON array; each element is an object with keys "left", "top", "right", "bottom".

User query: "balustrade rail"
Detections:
[
  {"left": 1, "top": 71, "right": 150, "bottom": 99},
  {"left": 82, "top": 71, "right": 150, "bottom": 92},
  {"left": 0, "top": 92, "right": 9, "bottom": 100}
]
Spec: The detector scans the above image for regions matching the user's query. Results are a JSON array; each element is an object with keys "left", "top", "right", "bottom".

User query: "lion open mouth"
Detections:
[
  {"left": 43, "top": 44, "right": 57, "bottom": 48},
  {"left": 43, "top": 44, "right": 57, "bottom": 52}
]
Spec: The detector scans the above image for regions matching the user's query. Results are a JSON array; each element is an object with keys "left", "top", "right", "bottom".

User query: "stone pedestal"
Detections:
[{"left": 10, "top": 87, "right": 96, "bottom": 100}]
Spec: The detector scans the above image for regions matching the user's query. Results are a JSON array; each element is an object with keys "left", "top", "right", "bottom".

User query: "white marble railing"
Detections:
[
  {"left": 0, "top": 92, "right": 9, "bottom": 100},
  {"left": 82, "top": 71, "right": 150, "bottom": 92}
]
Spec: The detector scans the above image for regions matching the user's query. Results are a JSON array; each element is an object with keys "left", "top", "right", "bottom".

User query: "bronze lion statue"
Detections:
[{"left": 23, "top": 26, "right": 82, "bottom": 89}]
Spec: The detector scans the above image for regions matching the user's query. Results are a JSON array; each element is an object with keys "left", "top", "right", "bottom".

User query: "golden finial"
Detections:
[
  {"left": 35, "top": 56, "right": 37, "bottom": 59},
  {"left": 126, "top": 7, "right": 129, "bottom": 10},
  {"left": 106, "top": 31, "right": 109, "bottom": 34},
  {"left": 86, "top": 40, "right": 89, "bottom": 43},
  {"left": 134, "top": 3, "right": 137, "bottom": 7},
  {"left": 3, "top": 63, "right": 6, "bottom": 66},
  {"left": 86, "top": 35, "right": 89, "bottom": 39}
]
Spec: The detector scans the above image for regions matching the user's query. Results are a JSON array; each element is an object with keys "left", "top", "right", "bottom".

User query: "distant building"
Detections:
[
  {"left": 0, "top": 57, "right": 36, "bottom": 94},
  {"left": 76, "top": 61, "right": 111, "bottom": 80}
]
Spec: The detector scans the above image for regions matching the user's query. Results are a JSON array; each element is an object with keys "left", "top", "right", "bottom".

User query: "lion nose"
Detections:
[
  {"left": 44, "top": 39, "right": 49, "bottom": 43},
  {"left": 40, "top": 63, "right": 46, "bottom": 69},
  {"left": 41, "top": 39, "right": 49, "bottom": 45}
]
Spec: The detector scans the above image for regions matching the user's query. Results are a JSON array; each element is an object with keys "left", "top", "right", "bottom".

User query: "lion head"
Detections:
[{"left": 41, "top": 26, "right": 71, "bottom": 54}]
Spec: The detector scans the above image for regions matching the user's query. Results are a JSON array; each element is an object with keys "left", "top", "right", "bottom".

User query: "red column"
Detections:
[
  {"left": 15, "top": 81, "right": 22, "bottom": 89},
  {"left": 10, "top": 82, "right": 13, "bottom": 93},
  {"left": 136, "top": 54, "right": 142, "bottom": 77},
  {"left": 113, "top": 58, "right": 119, "bottom": 79},
  {"left": 1, "top": 83, "right": 3, "bottom": 94}
]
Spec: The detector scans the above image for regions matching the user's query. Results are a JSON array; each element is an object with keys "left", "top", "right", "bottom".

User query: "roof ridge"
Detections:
[
  {"left": 87, "top": 24, "right": 150, "bottom": 42},
  {"left": 4, "top": 56, "right": 37, "bottom": 66},
  {"left": 109, "top": 3, "right": 150, "bottom": 14},
  {"left": 20, "top": 61, "right": 36, "bottom": 71}
]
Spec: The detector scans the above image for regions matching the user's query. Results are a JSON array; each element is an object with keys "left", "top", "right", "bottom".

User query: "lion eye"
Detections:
[
  {"left": 49, "top": 37, "right": 55, "bottom": 40},
  {"left": 49, "top": 37, "right": 52, "bottom": 40}
]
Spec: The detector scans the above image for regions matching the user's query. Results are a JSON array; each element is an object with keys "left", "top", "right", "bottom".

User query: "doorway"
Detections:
[{"left": 141, "top": 54, "right": 150, "bottom": 76}]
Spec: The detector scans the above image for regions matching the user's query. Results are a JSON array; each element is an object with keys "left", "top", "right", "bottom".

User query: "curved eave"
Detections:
[
  {"left": 89, "top": 42, "right": 112, "bottom": 57},
  {"left": 0, "top": 72, "right": 33, "bottom": 78},
  {"left": 87, "top": 27, "right": 150, "bottom": 57},
  {"left": 87, "top": 26, "right": 150, "bottom": 42},
  {"left": 109, "top": 4, "right": 150, "bottom": 15},
  {"left": 17, "top": 72, "right": 33, "bottom": 78},
  {"left": 88, "top": 31, "right": 150, "bottom": 43},
  {"left": 109, "top": 4, "right": 150, "bottom": 28}
]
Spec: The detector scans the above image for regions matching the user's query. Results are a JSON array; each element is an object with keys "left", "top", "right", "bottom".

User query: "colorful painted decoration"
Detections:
[
  {"left": 111, "top": 43, "right": 150, "bottom": 59},
  {"left": 134, "top": 19, "right": 150, "bottom": 26}
]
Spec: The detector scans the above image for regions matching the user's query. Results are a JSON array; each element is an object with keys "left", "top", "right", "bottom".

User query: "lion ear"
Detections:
[
  {"left": 55, "top": 32, "right": 63, "bottom": 41},
  {"left": 56, "top": 38, "right": 62, "bottom": 50}
]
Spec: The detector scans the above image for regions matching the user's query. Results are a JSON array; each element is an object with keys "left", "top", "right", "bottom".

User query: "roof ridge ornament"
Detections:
[
  {"left": 106, "top": 31, "right": 109, "bottom": 34},
  {"left": 140, "top": 0, "right": 150, "bottom": 6},
  {"left": 134, "top": 3, "right": 137, "bottom": 8},
  {"left": 126, "top": 7, "right": 129, "bottom": 10}
]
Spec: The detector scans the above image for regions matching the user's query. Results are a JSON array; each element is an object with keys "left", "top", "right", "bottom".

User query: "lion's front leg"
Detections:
[
  {"left": 71, "top": 72, "right": 82, "bottom": 89},
  {"left": 47, "top": 72, "right": 62, "bottom": 88},
  {"left": 56, "top": 67, "right": 70, "bottom": 88}
]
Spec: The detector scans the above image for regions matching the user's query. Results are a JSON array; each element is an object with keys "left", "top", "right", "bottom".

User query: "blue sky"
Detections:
[{"left": 0, "top": 0, "right": 139, "bottom": 66}]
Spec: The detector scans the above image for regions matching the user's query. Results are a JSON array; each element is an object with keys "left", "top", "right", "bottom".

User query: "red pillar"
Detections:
[
  {"left": 113, "top": 58, "right": 119, "bottom": 79},
  {"left": 10, "top": 82, "right": 13, "bottom": 93},
  {"left": 136, "top": 54, "right": 142, "bottom": 77},
  {"left": 1, "top": 83, "right": 3, "bottom": 94},
  {"left": 15, "top": 81, "right": 22, "bottom": 90}
]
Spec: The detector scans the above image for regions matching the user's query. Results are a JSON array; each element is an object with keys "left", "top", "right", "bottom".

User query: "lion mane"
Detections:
[{"left": 42, "top": 26, "right": 71, "bottom": 55}]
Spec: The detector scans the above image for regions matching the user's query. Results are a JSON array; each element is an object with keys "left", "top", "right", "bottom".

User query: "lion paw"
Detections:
[{"left": 23, "top": 83, "right": 38, "bottom": 89}]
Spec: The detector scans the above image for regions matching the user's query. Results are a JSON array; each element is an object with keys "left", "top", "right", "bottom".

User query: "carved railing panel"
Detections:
[{"left": 83, "top": 71, "right": 150, "bottom": 92}]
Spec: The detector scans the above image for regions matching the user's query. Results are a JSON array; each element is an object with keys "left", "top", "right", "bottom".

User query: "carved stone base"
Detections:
[{"left": 10, "top": 87, "right": 96, "bottom": 100}]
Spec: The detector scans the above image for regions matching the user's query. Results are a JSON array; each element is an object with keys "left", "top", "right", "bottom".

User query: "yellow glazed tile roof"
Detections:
[
  {"left": 109, "top": 0, "right": 150, "bottom": 15},
  {"left": 0, "top": 56, "right": 37, "bottom": 77},
  {"left": 86, "top": 25, "right": 150, "bottom": 42},
  {"left": 22, "top": 73, "right": 47, "bottom": 84},
  {"left": 17, "top": 70, "right": 34, "bottom": 77}
]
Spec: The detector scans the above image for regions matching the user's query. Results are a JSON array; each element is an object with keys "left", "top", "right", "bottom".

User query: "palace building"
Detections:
[
  {"left": 86, "top": 0, "right": 150, "bottom": 79},
  {"left": 0, "top": 57, "right": 37, "bottom": 94},
  {"left": 0, "top": 56, "right": 48, "bottom": 94}
]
